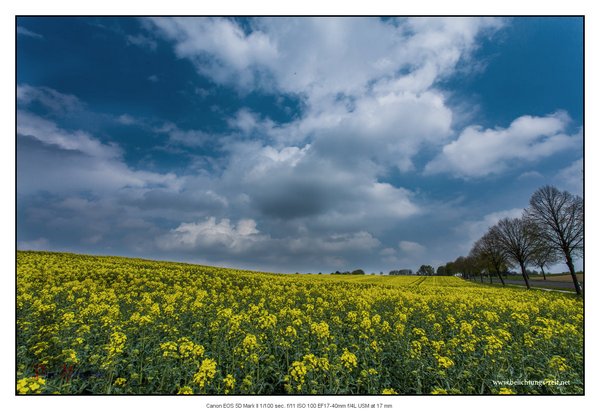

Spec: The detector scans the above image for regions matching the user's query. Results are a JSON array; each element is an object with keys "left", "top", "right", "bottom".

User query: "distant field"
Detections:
[
  {"left": 532, "top": 274, "right": 584, "bottom": 282},
  {"left": 17, "top": 251, "right": 583, "bottom": 395}
]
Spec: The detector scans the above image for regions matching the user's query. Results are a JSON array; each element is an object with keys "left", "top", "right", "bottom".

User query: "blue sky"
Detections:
[{"left": 16, "top": 17, "right": 583, "bottom": 273}]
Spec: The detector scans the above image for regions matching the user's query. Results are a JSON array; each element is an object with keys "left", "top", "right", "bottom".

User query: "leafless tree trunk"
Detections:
[
  {"left": 471, "top": 231, "right": 508, "bottom": 286},
  {"left": 527, "top": 186, "right": 583, "bottom": 295},
  {"left": 491, "top": 217, "right": 536, "bottom": 290},
  {"left": 540, "top": 266, "right": 546, "bottom": 281}
]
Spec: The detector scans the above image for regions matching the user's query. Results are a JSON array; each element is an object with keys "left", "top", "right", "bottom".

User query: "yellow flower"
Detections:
[
  {"left": 285, "top": 326, "right": 297, "bottom": 339},
  {"left": 382, "top": 388, "right": 398, "bottom": 394},
  {"left": 223, "top": 374, "right": 236, "bottom": 394},
  {"left": 483, "top": 311, "right": 500, "bottom": 323},
  {"left": 16, "top": 380, "right": 29, "bottom": 395},
  {"left": 340, "top": 349, "right": 358, "bottom": 370},
  {"left": 290, "top": 361, "right": 308, "bottom": 384},
  {"left": 177, "top": 386, "right": 194, "bottom": 395},
  {"left": 178, "top": 337, "right": 205, "bottom": 359},
  {"left": 193, "top": 358, "right": 218, "bottom": 388},
  {"left": 106, "top": 331, "right": 127, "bottom": 356},
  {"left": 431, "top": 340, "right": 445, "bottom": 352},
  {"left": 16, "top": 377, "right": 45, "bottom": 395},
  {"left": 549, "top": 356, "right": 569, "bottom": 372},
  {"left": 62, "top": 312, "right": 75, "bottom": 322},
  {"left": 436, "top": 356, "right": 454, "bottom": 369},
  {"left": 431, "top": 387, "right": 448, "bottom": 394},
  {"left": 370, "top": 340, "right": 382, "bottom": 353},
  {"left": 242, "top": 334, "right": 258, "bottom": 351},
  {"left": 310, "top": 321, "right": 330, "bottom": 340},
  {"left": 241, "top": 375, "right": 253, "bottom": 392},
  {"left": 258, "top": 313, "right": 277, "bottom": 329},
  {"left": 62, "top": 348, "right": 79, "bottom": 364},
  {"left": 511, "top": 312, "right": 530, "bottom": 326},
  {"left": 412, "top": 327, "right": 426, "bottom": 338},
  {"left": 16, "top": 251, "right": 585, "bottom": 395},
  {"left": 114, "top": 377, "right": 127, "bottom": 386},
  {"left": 410, "top": 340, "right": 422, "bottom": 358},
  {"left": 498, "top": 387, "right": 516, "bottom": 394},
  {"left": 360, "top": 316, "right": 372, "bottom": 331},
  {"left": 484, "top": 335, "right": 504, "bottom": 356},
  {"left": 459, "top": 322, "right": 473, "bottom": 336},
  {"left": 160, "top": 341, "right": 178, "bottom": 358}
]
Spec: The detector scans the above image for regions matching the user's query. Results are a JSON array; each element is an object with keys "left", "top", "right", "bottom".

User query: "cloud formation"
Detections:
[
  {"left": 17, "top": 26, "right": 43, "bottom": 39},
  {"left": 158, "top": 217, "right": 265, "bottom": 254},
  {"left": 149, "top": 18, "right": 503, "bottom": 98},
  {"left": 17, "top": 84, "right": 82, "bottom": 115},
  {"left": 458, "top": 208, "right": 525, "bottom": 254},
  {"left": 147, "top": 17, "right": 505, "bottom": 174},
  {"left": 555, "top": 158, "right": 583, "bottom": 196},
  {"left": 17, "top": 109, "right": 179, "bottom": 195},
  {"left": 399, "top": 241, "right": 426, "bottom": 255},
  {"left": 425, "top": 112, "right": 581, "bottom": 178},
  {"left": 126, "top": 34, "right": 157, "bottom": 51},
  {"left": 16, "top": 18, "right": 583, "bottom": 273}
]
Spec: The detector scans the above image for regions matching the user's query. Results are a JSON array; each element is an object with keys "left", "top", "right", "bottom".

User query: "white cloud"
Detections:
[
  {"left": 555, "top": 158, "right": 583, "bottom": 196},
  {"left": 126, "top": 34, "right": 157, "bottom": 50},
  {"left": 17, "top": 26, "right": 43, "bottom": 39},
  {"left": 310, "top": 90, "right": 453, "bottom": 171},
  {"left": 117, "top": 114, "right": 137, "bottom": 125},
  {"left": 517, "top": 171, "right": 543, "bottom": 180},
  {"left": 287, "top": 231, "right": 380, "bottom": 254},
  {"left": 158, "top": 217, "right": 266, "bottom": 254},
  {"left": 459, "top": 208, "right": 524, "bottom": 253},
  {"left": 167, "top": 128, "right": 209, "bottom": 147},
  {"left": 156, "top": 214, "right": 381, "bottom": 271},
  {"left": 148, "top": 17, "right": 502, "bottom": 100},
  {"left": 227, "top": 108, "right": 277, "bottom": 135},
  {"left": 146, "top": 17, "right": 508, "bottom": 181},
  {"left": 156, "top": 122, "right": 211, "bottom": 147},
  {"left": 399, "top": 240, "right": 426, "bottom": 254},
  {"left": 18, "top": 110, "right": 121, "bottom": 160},
  {"left": 148, "top": 17, "right": 278, "bottom": 89},
  {"left": 17, "top": 111, "right": 180, "bottom": 194},
  {"left": 425, "top": 112, "right": 581, "bottom": 178},
  {"left": 17, "top": 84, "right": 82, "bottom": 114}
]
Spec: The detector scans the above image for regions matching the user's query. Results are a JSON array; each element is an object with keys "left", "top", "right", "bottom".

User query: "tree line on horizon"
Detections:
[{"left": 436, "top": 185, "right": 583, "bottom": 295}]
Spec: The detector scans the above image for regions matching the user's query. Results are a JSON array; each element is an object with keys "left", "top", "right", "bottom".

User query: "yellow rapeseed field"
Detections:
[{"left": 16, "top": 251, "right": 583, "bottom": 394}]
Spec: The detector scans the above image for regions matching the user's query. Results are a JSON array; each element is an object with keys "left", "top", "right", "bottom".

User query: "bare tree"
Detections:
[
  {"left": 526, "top": 186, "right": 583, "bottom": 294},
  {"left": 463, "top": 252, "right": 484, "bottom": 283},
  {"left": 530, "top": 234, "right": 561, "bottom": 280},
  {"left": 491, "top": 217, "right": 537, "bottom": 289},
  {"left": 471, "top": 230, "right": 509, "bottom": 286}
]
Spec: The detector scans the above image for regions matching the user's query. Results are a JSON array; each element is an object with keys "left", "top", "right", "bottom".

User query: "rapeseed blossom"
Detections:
[
  {"left": 16, "top": 251, "right": 584, "bottom": 395},
  {"left": 193, "top": 359, "right": 218, "bottom": 388},
  {"left": 549, "top": 356, "right": 569, "bottom": 372},
  {"left": 340, "top": 349, "right": 358, "bottom": 370},
  {"left": 177, "top": 386, "right": 194, "bottom": 394},
  {"left": 17, "top": 377, "right": 45, "bottom": 394},
  {"left": 223, "top": 374, "right": 236, "bottom": 394}
]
